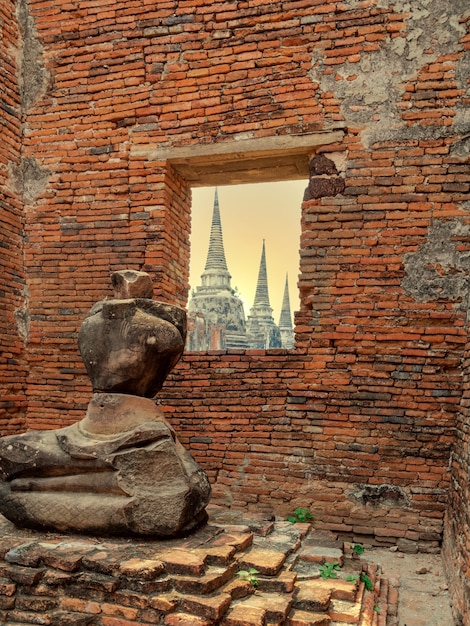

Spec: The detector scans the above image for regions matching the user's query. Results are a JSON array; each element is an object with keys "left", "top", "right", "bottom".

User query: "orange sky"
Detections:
[{"left": 189, "top": 181, "right": 306, "bottom": 322}]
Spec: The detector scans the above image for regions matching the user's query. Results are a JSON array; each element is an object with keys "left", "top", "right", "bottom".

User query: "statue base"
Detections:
[{"left": 0, "top": 394, "right": 211, "bottom": 538}]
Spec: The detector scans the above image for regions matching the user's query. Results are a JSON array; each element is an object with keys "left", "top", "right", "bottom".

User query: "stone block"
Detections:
[
  {"left": 76, "top": 572, "right": 119, "bottom": 593},
  {"left": 112, "top": 591, "right": 148, "bottom": 610},
  {"left": 119, "top": 576, "right": 171, "bottom": 594},
  {"left": 197, "top": 545, "right": 237, "bottom": 566},
  {"left": 5, "top": 542, "right": 45, "bottom": 568},
  {"left": 238, "top": 548, "right": 287, "bottom": 575},
  {"left": 41, "top": 542, "right": 94, "bottom": 572},
  {"left": 82, "top": 551, "right": 121, "bottom": 576},
  {"left": 258, "top": 592, "right": 293, "bottom": 622},
  {"left": 181, "top": 592, "right": 232, "bottom": 621},
  {"left": 101, "top": 617, "right": 144, "bottom": 626},
  {"left": 396, "top": 539, "right": 419, "bottom": 554},
  {"left": 42, "top": 569, "right": 77, "bottom": 586},
  {"left": 16, "top": 595, "right": 57, "bottom": 612},
  {"left": 119, "top": 558, "right": 165, "bottom": 579},
  {"left": 329, "top": 598, "right": 361, "bottom": 623},
  {"left": 294, "top": 581, "right": 331, "bottom": 612},
  {"left": 0, "top": 596, "right": 15, "bottom": 610},
  {"left": 158, "top": 550, "right": 206, "bottom": 576},
  {"left": 312, "top": 578, "right": 357, "bottom": 601},
  {"left": 257, "top": 570, "right": 297, "bottom": 593},
  {"left": 288, "top": 610, "right": 331, "bottom": 626},
  {"left": 0, "top": 578, "right": 16, "bottom": 596},
  {"left": 165, "top": 613, "right": 212, "bottom": 626},
  {"left": 149, "top": 593, "right": 179, "bottom": 613},
  {"left": 171, "top": 564, "right": 236, "bottom": 594},
  {"left": 9, "top": 609, "right": 54, "bottom": 624},
  {"left": 221, "top": 602, "right": 267, "bottom": 626},
  {"left": 59, "top": 598, "right": 102, "bottom": 615},
  {"left": 299, "top": 548, "right": 344, "bottom": 566},
  {"left": 0, "top": 563, "right": 43, "bottom": 585},
  {"left": 221, "top": 578, "right": 254, "bottom": 600},
  {"left": 101, "top": 602, "right": 139, "bottom": 620},
  {"left": 49, "top": 614, "right": 99, "bottom": 626},
  {"left": 213, "top": 532, "right": 254, "bottom": 552}
]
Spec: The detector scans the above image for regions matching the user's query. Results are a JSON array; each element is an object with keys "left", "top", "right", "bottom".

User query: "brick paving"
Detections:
[
  {"left": 366, "top": 548, "right": 455, "bottom": 626},
  {"left": 0, "top": 506, "right": 398, "bottom": 625}
]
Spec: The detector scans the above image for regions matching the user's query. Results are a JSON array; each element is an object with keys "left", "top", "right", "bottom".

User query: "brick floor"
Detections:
[{"left": 0, "top": 506, "right": 401, "bottom": 625}]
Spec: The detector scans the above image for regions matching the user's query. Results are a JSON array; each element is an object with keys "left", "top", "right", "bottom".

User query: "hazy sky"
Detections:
[{"left": 189, "top": 181, "right": 306, "bottom": 322}]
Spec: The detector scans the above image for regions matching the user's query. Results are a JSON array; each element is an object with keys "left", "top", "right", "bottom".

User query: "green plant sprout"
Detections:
[
  {"left": 345, "top": 572, "right": 373, "bottom": 590},
  {"left": 286, "top": 508, "right": 314, "bottom": 523},
  {"left": 319, "top": 561, "right": 341, "bottom": 579},
  {"left": 237, "top": 568, "right": 259, "bottom": 587},
  {"left": 360, "top": 572, "right": 373, "bottom": 590},
  {"left": 352, "top": 544, "right": 364, "bottom": 556},
  {"left": 346, "top": 574, "right": 359, "bottom": 583}
]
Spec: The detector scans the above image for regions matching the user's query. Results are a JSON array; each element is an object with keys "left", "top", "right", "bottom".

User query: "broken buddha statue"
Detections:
[{"left": 0, "top": 270, "right": 211, "bottom": 537}]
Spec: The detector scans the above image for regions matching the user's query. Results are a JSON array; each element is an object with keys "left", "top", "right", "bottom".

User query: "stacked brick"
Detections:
[
  {"left": 0, "top": 0, "right": 469, "bottom": 619},
  {"left": 0, "top": 508, "right": 393, "bottom": 625},
  {"left": 443, "top": 329, "right": 470, "bottom": 626},
  {"left": 0, "top": 0, "right": 28, "bottom": 435},
  {"left": 400, "top": 58, "right": 467, "bottom": 129},
  {"left": 432, "top": 14, "right": 470, "bottom": 623}
]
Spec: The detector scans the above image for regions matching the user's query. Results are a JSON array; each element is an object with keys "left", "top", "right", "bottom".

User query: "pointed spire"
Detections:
[
  {"left": 252, "top": 240, "right": 271, "bottom": 308},
  {"left": 278, "top": 273, "right": 294, "bottom": 349},
  {"left": 246, "top": 240, "right": 282, "bottom": 349},
  {"left": 187, "top": 188, "right": 247, "bottom": 350},
  {"left": 204, "top": 188, "right": 228, "bottom": 272},
  {"left": 279, "top": 274, "right": 293, "bottom": 329}
]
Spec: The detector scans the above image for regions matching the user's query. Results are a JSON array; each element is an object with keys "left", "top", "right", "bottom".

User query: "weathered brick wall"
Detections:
[
  {"left": 443, "top": 334, "right": 470, "bottom": 623},
  {"left": 0, "top": 0, "right": 28, "bottom": 435},
  {"left": 24, "top": 156, "right": 191, "bottom": 429},
  {"left": 1, "top": 0, "right": 469, "bottom": 568}
]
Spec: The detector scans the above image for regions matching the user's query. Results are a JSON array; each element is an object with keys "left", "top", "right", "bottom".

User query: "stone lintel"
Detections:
[{"left": 130, "top": 131, "right": 345, "bottom": 186}]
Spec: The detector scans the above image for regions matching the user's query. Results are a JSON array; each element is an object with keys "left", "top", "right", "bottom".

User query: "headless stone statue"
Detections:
[{"left": 0, "top": 270, "right": 211, "bottom": 537}]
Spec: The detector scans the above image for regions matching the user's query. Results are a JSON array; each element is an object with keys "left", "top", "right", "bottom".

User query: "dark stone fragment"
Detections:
[
  {"left": 309, "top": 154, "right": 339, "bottom": 176},
  {"left": 304, "top": 176, "right": 345, "bottom": 200}
]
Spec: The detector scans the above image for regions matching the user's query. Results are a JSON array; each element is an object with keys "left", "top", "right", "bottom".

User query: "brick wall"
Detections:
[
  {"left": 0, "top": 0, "right": 469, "bottom": 613},
  {"left": 0, "top": 0, "right": 27, "bottom": 435},
  {"left": 443, "top": 333, "right": 470, "bottom": 623},
  {"left": 24, "top": 156, "right": 191, "bottom": 429}
]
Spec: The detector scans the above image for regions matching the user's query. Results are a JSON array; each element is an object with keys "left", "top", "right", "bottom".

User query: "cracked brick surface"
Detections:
[{"left": 0, "top": 507, "right": 391, "bottom": 625}]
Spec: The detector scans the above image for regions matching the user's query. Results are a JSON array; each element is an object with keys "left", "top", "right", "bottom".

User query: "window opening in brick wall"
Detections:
[{"left": 187, "top": 181, "right": 305, "bottom": 352}]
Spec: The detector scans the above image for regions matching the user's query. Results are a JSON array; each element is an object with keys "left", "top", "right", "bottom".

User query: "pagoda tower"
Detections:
[
  {"left": 246, "top": 241, "right": 282, "bottom": 349},
  {"left": 278, "top": 274, "right": 294, "bottom": 349},
  {"left": 187, "top": 190, "right": 248, "bottom": 350}
]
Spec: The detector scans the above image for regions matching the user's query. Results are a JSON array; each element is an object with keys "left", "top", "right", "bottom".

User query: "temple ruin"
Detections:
[{"left": 0, "top": 0, "right": 469, "bottom": 622}]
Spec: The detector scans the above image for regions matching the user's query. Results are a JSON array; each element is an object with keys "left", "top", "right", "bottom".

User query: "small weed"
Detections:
[
  {"left": 237, "top": 568, "right": 259, "bottom": 587},
  {"left": 286, "top": 508, "right": 314, "bottom": 524},
  {"left": 360, "top": 572, "right": 374, "bottom": 591},
  {"left": 374, "top": 604, "right": 381, "bottom": 613},
  {"left": 352, "top": 544, "right": 364, "bottom": 556},
  {"left": 319, "top": 561, "right": 341, "bottom": 579},
  {"left": 345, "top": 572, "right": 373, "bottom": 591}
]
